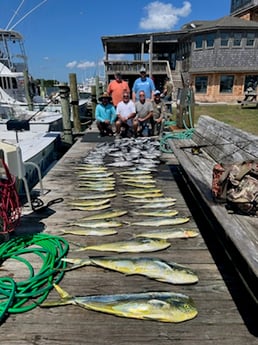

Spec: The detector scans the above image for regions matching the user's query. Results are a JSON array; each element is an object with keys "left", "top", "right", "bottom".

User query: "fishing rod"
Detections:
[
  {"left": 7, "top": 0, "right": 48, "bottom": 31},
  {"left": 180, "top": 140, "right": 258, "bottom": 150},
  {"left": 180, "top": 140, "right": 258, "bottom": 155}
]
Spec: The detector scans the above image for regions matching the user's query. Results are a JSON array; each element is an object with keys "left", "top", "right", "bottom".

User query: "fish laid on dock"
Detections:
[
  {"left": 74, "top": 237, "right": 171, "bottom": 253},
  {"left": 75, "top": 172, "right": 114, "bottom": 177},
  {"left": 120, "top": 188, "right": 162, "bottom": 195},
  {"left": 61, "top": 228, "right": 118, "bottom": 236},
  {"left": 136, "top": 202, "right": 176, "bottom": 209},
  {"left": 123, "top": 192, "right": 164, "bottom": 198},
  {"left": 106, "top": 161, "right": 135, "bottom": 167},
  {"left": 135, "top": 228, "right": 199, "bottom": 239},
  {"left": 80, "top": 209, "right": 127, "bottom": 221},
  {"left": 123, "top": 182, "right": 156, "bottom": 188},
  {"left": 41, "top": 284, "right": 198, "bottom": 323},
  {"left": 131, "top": 209, "right": 179, "bottom": 217},
  {"left": 68, "top": 204, "right": 111, "bottom": 211},
  {"left": 75, "top": 193, "right": 117, "bottom": 200},
  {"left": 128, "top": 217, "right": 190, "bottom": 227},
  {"left": 128, "top": 197, "right": 177, "bottom": 203},
  {"left": 75, "top": 186, "right": 115, "bottom": 192},
  {"left": 68, "top": 220, "right": 123, "bottom": 229},
  {"left": 118, "top": 170, "right": 152, "bottom": 176},
  {"left": 62, "top": 256, "right": 199, "bottom": 284},
  {"left": 67, "top": 199, "right": 111, "bottom": 207}
]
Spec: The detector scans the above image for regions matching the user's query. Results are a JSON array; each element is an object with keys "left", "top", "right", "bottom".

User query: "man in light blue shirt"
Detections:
[
  {"left": 132, "top": 67, "right": 155, "bottom": 102},
  {"left": 95, "top": 92, "right": 117, "bottom": 136}
]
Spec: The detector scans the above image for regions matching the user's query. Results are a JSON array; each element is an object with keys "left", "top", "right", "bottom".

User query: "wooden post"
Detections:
[
  {"left": 69, "top": 73, "right": 81, "bottom": 132},
  {"left": 91, "top": 85, "right": 97, "bottom": 119},
  {"left": 58, "top": 83, "right": 73, "bottom": 145},
  {"left": 23, "top": 69, "right": 33, "bottom": 111}
]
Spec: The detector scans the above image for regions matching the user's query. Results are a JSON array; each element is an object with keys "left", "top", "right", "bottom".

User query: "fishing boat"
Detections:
[
  {"left": 0, "top": 29, "right": 63, "bottom": 205},
  {"left": 0, "top": 29, "right": 64, "bottom": 131}
]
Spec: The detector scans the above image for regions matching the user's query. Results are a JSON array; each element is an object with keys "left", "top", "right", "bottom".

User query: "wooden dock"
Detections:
[{"left": 0, "top": 128, "right": 257, "bottom": 345}]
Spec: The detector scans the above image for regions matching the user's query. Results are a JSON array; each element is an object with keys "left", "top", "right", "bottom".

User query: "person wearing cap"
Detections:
[
  {"left": 162, "top": 77, "right": 173, "bottom": 113},
  {"left": 134, "top": 90, "right": 153, "bottom": 137},
  {"left": 132, "top": 67, "right": 156, "bottom": 102},
  {"left": 115, "top": 91, "right": 136, "bottom": 138},
  {"left": 107, "top": 72, "right": 130, "bottom": 107},
  {"left": 151, "top": 90, "right": 166, "bottom": 135},
  {"left": 95, "top": 92, "right": 117, "bottom": 137}
]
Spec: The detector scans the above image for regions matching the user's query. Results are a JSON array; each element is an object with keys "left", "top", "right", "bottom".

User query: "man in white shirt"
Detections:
[{"left": 115, "top": 92, "right": 136, "bottom": 138}]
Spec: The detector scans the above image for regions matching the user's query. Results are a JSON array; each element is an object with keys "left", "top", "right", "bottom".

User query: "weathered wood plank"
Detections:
[
  {"left": 0, "top": 128, "right": 257, "bottom": 344},
  {"left": 167, "top": 115, "right": 258, "bottom": 304}
]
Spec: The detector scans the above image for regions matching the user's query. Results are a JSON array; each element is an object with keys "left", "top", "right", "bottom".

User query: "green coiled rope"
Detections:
[{"left": 0, "top": 233, "right": 69, "bottom": 322}]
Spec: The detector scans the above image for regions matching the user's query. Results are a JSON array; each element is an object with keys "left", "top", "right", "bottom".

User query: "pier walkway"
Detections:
[{"left": 0, "top": 127, "right": 257, "bottom": 345}]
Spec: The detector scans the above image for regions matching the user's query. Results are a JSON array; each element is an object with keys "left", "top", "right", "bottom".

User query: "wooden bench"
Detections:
[{"left": 167, "top": 115, "right": 258, "bottom": 303}]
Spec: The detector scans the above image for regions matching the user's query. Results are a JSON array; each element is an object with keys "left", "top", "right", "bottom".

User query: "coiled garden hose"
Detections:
[{"left": 0, "top": 233, "right": 69, "bottom": 322}]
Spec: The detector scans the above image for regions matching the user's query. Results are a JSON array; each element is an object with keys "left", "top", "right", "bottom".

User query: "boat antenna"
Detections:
[
  {"left": 8, "top": 0, "right": 48, "bottom": 31},
  {"left": 5, "top": 0, "right": 25, "bottom": 30}
]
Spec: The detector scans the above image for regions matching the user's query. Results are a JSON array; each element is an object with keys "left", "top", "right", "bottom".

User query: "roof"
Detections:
[
  {"left": 101, "top": 16, "right": 258, "bottom": 54},
  {"left": 182, "top": 15, "right": 258, "bottom": 32}
]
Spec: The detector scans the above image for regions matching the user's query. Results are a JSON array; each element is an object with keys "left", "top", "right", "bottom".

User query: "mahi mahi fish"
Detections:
[
  {"left": 74, "top": 237, "right": 171, "bottom": 252},
  {"left": 76, "top": 193, "right": 117, "bottom": 200},
  {"left": 67, "top": 199, "right": 110, "bottom": 207},
  {"left": 80, "top": 209, "right": 127, "bottom": 221},
  {"left": 131, "top": 209, "right": 179, "bottom": 217},
  {"left": 123, "top": 182, "right": 156, "bottom": 188},
  {"left": 135, "top": 228, "right": 199, "bottom": 239},
  {"left": 41, "top": 284, "right": 198, "bottom": 323},
  {"left": 68, "top": 203, "right": 111, "bottom": 211},
  {"left": 120, "top": 189, "right": 162, "bottom": 195},
  {"left": 62, "top": 256, "right": 199, "bottom": 284},
  {"left": 118, "top": 170, "right": 152, "bottom": 176},
  {"left": 75, "top": 172, "right": 114, "bottom": 177},
  {"left": 123, "top": 192, "right": 164, "bottom": 198},
  {"left": 129, "top": 217, "right": 190, "bottom": 227},
  {"left": 69, "top": 220, "right": 123, "bottom": 229},
  {"left": 136, "top": 201, "right": 177, "bottom": 209},
  {"left": 128, "top": 197, "right": 177, "bottom": 203},
  {"left": 61, "top": 228, "right": 118, "bottom": 236}
]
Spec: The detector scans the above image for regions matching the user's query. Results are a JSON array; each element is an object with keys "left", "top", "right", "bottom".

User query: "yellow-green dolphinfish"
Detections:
[
  {"left": 41, "top": 284, "right": 198, "bottom": 323},
  {"left": 62, "top": 256, "right": 199, "bottom": 284}
]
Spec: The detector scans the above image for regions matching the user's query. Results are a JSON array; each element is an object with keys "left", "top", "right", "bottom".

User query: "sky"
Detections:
[{"left": 0, "top": 0, "right": 231, "bottom": 83}]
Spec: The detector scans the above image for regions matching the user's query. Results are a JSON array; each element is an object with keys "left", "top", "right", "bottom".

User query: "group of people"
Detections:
[{"left": 95, "top": 68, "right": 173, "bottom": 138}]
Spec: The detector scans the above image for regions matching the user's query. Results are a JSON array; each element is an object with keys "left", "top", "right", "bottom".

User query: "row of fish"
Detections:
[{"left": 44, "top": 137, "right": 199, "bottom": 323}]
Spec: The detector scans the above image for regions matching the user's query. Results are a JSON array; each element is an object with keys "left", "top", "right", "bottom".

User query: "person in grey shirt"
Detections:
[{"left": 134, "top": 90, "right": 153, "bottom": 137}]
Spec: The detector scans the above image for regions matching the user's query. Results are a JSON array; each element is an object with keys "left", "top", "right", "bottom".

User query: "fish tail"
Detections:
[
  {"left": 40, "top": 284, "right": 73, "bottom": 307},
  {"left": 61, "top": 257, "right": 91, "bottom": 271}
]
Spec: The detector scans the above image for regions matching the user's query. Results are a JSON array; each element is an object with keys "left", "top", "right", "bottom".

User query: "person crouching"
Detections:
[
  {"left": 95, "top": 92, "right": 117, "bottom": 137},
  {"left": 115, "top": 92, "right": 136, "bottom": 138}
]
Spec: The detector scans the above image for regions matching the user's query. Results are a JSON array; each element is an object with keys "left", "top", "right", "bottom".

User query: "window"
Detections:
[
  {"left": 233, "top": 33, "right": 242, "bottom": 47},
  {"left": 246, "top": 32, "right": 255, "bottom": 47},
  {"left": 220, "top": 75, "right": 234, "bottom": 93},
  {"left": 206, "top": 33, "right": 215, "bottom": 48},
  {"left": 195, "top": 35, "right": 203, "bottom": 49},
  {"left": 220, "top": 33, "right": 229, "bottom": 47},
  {"left": 244, "top": 75, "right": 258, "bottom": 91},
  {"left": 195, "top": 76, "right": 208, "bottom": 93}
]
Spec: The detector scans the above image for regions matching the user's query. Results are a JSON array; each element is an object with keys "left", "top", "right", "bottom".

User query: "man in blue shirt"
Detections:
[
  {"left": 132, "top": 67, "right": 155, "bottom": 102},
  {"left": 95, "top": 92, "right": 117, "bottom": 136}
]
